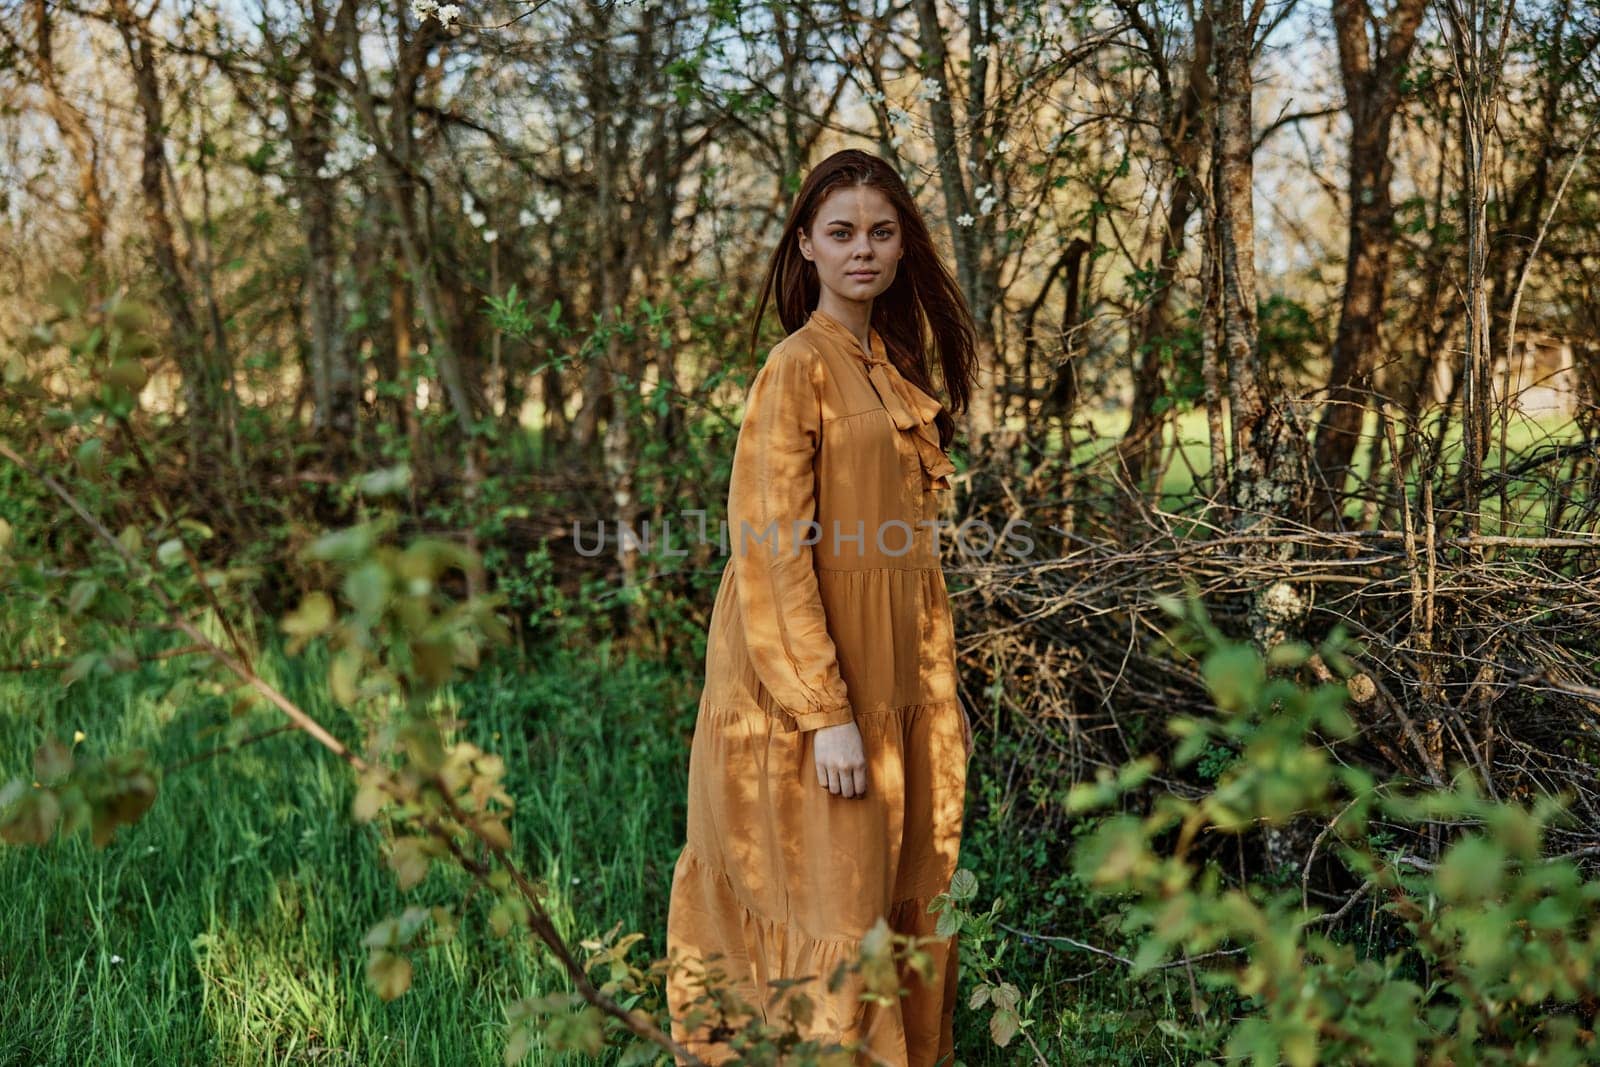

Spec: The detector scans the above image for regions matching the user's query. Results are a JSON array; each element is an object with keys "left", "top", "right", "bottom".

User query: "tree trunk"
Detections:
[
  {"left": 1209, "top": 0, "right": 1312, "bottom": 659},
  {"left": 1312, "top": 0, "right": 1429, "bottom": 523},
  {"left": 291, "top": 0, "right": 359, "bottom": 466},
  {"left": 26, "top": 0, "right": 108, "bottom": 278},
  {"left": 107, "top": 0, "right": 225, "bottom": 489},
  {"left": 912, "top": 0, "right": 996, "bottom": 444},
  {"left": 340, "top": 0, "right": 475, "bottom": 436}
]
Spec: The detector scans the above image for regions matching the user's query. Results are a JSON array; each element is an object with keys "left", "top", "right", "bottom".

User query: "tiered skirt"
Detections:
[{"left": 665, "top": 697, "right": 968, "bottom": 1066}]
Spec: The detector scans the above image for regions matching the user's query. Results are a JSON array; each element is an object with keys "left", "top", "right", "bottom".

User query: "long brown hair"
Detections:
[{"left": 747, "top": 149, "right": 979, "bottom": 452}]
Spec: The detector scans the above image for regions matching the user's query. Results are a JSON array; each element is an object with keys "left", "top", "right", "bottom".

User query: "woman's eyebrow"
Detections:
[{"left": 824, "top": 218, "right": 898, "bottom": 227}]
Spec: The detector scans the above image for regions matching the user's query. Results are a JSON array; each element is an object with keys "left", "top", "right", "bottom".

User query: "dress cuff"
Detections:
[{"left": 787, "top": 701, "right": 855, "bottom": 732}]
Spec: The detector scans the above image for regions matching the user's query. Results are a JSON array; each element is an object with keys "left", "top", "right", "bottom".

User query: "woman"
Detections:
[{"left": 666, "top": 148, "right": 979, "bottom": 1066}]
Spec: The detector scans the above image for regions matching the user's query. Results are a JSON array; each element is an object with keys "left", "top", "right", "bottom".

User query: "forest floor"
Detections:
[
  {"left": 0, "top": 634, "right": 1180, "bottom": 1066},
  {"left": 4, "top": 408, "right": 1584, "bottom": 1064}
]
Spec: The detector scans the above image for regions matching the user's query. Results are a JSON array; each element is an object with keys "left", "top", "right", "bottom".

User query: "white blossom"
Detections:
[
  {"left": 886, "top": 106, "right": 911, "bottom": 126},
  {"left": 519, "top": 208, "right": 538, "bottom": 227},
  {"left": 863, "top": 88, "right": 886, "bottom": 104},
  {"left": 974, "top": 42, "right": 990, "bottom": 60},
  {"left": 468, "top": 209, "right": 487, "bottom": 228},
  {"left": 979, "top": 195, "right": 998, "bottom": 215},
  {"left": 916, "top": 79, "right": 943, "bottom": 102},
  {"left": 409, "top": 0, "right": 438, "bottom": 20},
  {"left": 435, "top": 3, "right": 461, "bottom": 25},
  {"left": 482, "top": 229, "right": 498, "bottom": 243},
  {"left": 109, "top": 955, "right": 124, "bottom": 965},
  {"left": 956, "top": 213, "right": 974, "bottom": 227}
]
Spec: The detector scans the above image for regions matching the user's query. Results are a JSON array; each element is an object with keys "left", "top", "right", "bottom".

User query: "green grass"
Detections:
[
  {"left": 0, "top": 637, "right": 698, "bottom": 1066},
  {"left": 1, "top": 623, "right": 1172, "bottom": 1065},
  {"left": 11, "top": 404, "right": 1582, "bottom": 1064}
]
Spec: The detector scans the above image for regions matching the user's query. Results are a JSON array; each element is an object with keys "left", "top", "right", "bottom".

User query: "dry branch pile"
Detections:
[{"left": 949, "top": 432, "right": 1600, "bottom": 868}]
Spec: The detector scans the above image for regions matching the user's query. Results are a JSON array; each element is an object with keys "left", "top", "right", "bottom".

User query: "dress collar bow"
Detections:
[{"left": 806, "top": 308, "right": 956, "bottom": 491}]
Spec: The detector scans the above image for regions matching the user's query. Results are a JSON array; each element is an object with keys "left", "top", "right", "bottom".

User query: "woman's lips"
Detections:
[{"left": 847, "top": 270, "right": 878, "bottom": 280}]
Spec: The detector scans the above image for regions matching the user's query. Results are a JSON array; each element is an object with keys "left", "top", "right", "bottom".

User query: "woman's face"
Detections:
[{"left": 797, "top": 185, "right": 903, "bottom": 306}]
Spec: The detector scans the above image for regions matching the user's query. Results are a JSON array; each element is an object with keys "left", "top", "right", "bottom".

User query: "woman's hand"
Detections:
[{"left": 813, "top": 721, "right": 868, "bottom": 798}]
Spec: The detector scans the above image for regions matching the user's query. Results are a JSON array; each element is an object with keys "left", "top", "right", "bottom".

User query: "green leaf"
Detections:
[
  {"left": 398, "top": 720, "right": 446, "bottom": 774},
  {"left": 989, "top": 1006, "right": 1020, "bottom": 1047},
  {"left": 105, "top": 360, "right": 148, "bottom": 392},
  {"left": 488, "top": 897, "right": 524, "bottom": 939},
  {"left": 1435, "top": 836, "right": 1504, "bottom": 902},
  {"left": 1115, "top": 755, "right": 1157, "bottom": 790},
  {"left": 87, "top": 761, "right": 157, "bottom": 846},
  {"left": 990, "top": 983, "right": 1021, "bottom": 1012},
  {"left": 176, "top": 518, "right": 214, "bottom": 540},
  {"left": 307, "top": 523, "right": 378, "bottom": 565},
  {"left": 1173, "top": 728, "right": 1210, "bottom": 767},
  {"left": 67, "top": 579, "right": 99, "bottom": 616},
  {"left": 75, "top": 437, "right": 105, "bottom": 476},
  {"left": 1, "top": 789, "right": 61, "bottom": 845},
  {"left": 33, "top": 739, "right": 73, "bottom": 784},
  {"left": 386, "top": 836, "right": 431, "bottom": 891},
  {"left": 281, "top": 591, "right": 335, "bottom": 653},
  {"left": 503, "top": 1027, "right": 534, "bottom": 1066},
  {"left": 616, "top": 1037, "right": 659, "bottom": 1066},
  {"left": 476, "top": 816, "right": 511, "bottom": 851},
  {"left": 363, "top": 917, "right": 401, "bottom": 948},
  {"left": 344, "top": 561, "right": 392, "bottom": 621},
  {"left": 948, "top": 868, "right": 979, "bottom": 903},
  {"left": 1202, "top": 643, "right": 1265, "bottom": 714},
  {"left": 61, "top": 652, "right": 102, "bottom": 686},
  {"left": 1266, "top": 641, "right": 1311, "bottom": 669},
  {"left": 356, "top": 464, "right": 411, "bottom": 497},
  {"left": 1073, "top": 814, "right": 1150, "bottom": 887},
  {"left": 109, "top": 298, "right": 153, "bottom": 332},
  {"left": 367, "top": 951, "right": 412, "bottom": 1001},
  {"left": 329, "top": 647, "right": 362, "bottom": 706},
  {"left": 410, "top": 636, "right": 456, "bottom": 687},
  {"left": 43, "top": 270, "right": 82, "bottom": 315},
  {"left": 351, "top": 774, "right": 386, "bottom": 822},
  {"left": 116, "top": 525, "right": 143, "bottom": 557}
]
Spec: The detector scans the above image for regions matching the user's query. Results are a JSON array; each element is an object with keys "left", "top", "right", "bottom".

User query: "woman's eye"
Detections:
[{"left": 831, "top": 230, "right": 849, "bottom": 239}]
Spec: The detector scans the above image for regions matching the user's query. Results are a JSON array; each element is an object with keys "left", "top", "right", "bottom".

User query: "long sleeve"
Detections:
[{"left": 726, "top": 343, "right": 854, "bottom": 732}]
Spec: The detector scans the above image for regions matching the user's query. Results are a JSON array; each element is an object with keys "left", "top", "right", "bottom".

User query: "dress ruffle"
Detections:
[{"left": 667, "top": 844, "right": 959, "bottom": 1066}]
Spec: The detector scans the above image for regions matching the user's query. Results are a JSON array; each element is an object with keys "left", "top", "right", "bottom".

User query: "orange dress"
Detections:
[{"left": 666, "top": 307, "right": 969, "bottom": 1065}]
